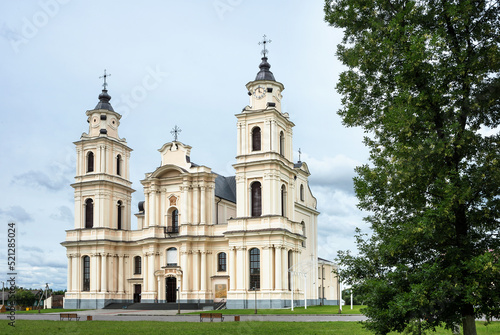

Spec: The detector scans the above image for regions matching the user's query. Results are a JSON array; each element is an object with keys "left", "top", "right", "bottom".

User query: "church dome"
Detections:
[
  {"left": 255, "top": 57, "right": 276, "bottom": 81},
  {"left": 94, "top": 89, "right": 114, "bottom": 111}
]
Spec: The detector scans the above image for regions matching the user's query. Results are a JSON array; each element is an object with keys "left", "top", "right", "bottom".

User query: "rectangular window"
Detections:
[
  {"left": 218, "top": 253, "right": 227, "bottom": 272},
  {"left": 249, "top": 249, "right": 260, "bottom": 290},
  {"left": 134, "top": 257, "right": 142, "bottom": 274},
  {"left": 83, "top": 256, "right": 90, "bottom": 291}
]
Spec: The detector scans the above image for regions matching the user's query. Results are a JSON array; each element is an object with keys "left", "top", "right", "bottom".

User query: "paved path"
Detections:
[{"left": 15, "top": 309, "right": 368, "bottom": 322}]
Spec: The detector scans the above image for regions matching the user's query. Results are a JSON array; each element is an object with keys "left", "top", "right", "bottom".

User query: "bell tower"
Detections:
[
  {"left": 233, "top": 37, "right": 295, "bottom": 218},
  {"left": 72, "top": 71, "right": 135, "bottom": 230}
]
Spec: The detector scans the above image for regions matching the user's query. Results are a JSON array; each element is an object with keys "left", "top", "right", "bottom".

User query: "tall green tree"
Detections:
[
  {"left": 324, "top": 1, "right": 500, "bottom": 335},
  {"left": 9, "top": 290, "right": 36, "bottom": 308}
]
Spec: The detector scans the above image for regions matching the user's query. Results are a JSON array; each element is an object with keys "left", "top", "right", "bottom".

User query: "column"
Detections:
[
  {"left": 156, "top": 189, "right": 161, "bottom": 225},
  {"left": 200, "top": 186, "right": 206, "bottom": 224},
  {"left": 113, "top": 255, "right": 118, "bottom": 293},
  {"left": 200, "top": 251, "right": 207, "bottom": 292},
  {"left": 262, "top": 246, "right": 271, "bottom": 290},
  {"left": 149, "top": 187, "right": 157, "bottom": 226},
  {"left": 193, "top": 251, "right": 199, "bottom": 291},
  {"left": 181, "top": 186, "right": 188, "bottom": 224},
  {"left": 160, "top": 190, "right": 166, "bottom": 226},
  {"left": 229, "top": 247, "right": 236, "bottom": 291},
  {"left": 101, "top": 146, "right": 106, "bottom": 173},
  {"left": 77, "top": 148, "right": 82, "bottom": 176},
  {"left": 275, "top": 247, "right": 282, "bottom": 290},
  {"left": 193, "top": 186, "right": 199, "bottom": 224},
  {"left": 145, "top": 192, "right": 149, "bottom": 228},
  {"left": 118, "top": 255, "right": 124, "bottom": 293},
  {"left": 75, "top": 255, "right": 81, "bottom": 292},
  {"left": 90, "top": 254, "right": 97, "bottom": 292},
  {"left": 181, "top": 251, "right": 189, "bottom": 291},
  {"left": 72, "top": 255, "right": 78, "bottom": 292},
  {"left": 144, "top": 253, "right": 149, "bottom": 292},
  {"left": 186, "top": 186, "right": 191, "bottom": 223},
  {"left": 101, "top": 254, "right": 108, "bottom": 292},
  {"left": 157, "top": 277, "right": 161, "bottom": 302},
  {"left": 67, "top": 255, "right": 72, "bottom": 292},
  {"left": 148, "top": 253, "right": 155, "bottom": 292},
  {"left": 96, "top": 254, "right": 101, "bottom": 292},
  {"left": 242, "top": 122, "right": 247, "bottom": 155},
  {"left": 96, "top": 146, "right": 101, "bottom": 173},
  {"left": 236, "top": 247, "right": 245, "bottom": 290},
  {"left": 282, "top": 248, "right": 287, "bottom": 290}
]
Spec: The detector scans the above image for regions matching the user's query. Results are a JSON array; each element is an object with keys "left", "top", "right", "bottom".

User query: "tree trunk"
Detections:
[{"left": 462, "top": 314, "right": 477, "bottom": 335}]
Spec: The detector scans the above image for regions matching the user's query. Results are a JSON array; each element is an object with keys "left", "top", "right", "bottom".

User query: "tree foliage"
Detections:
[
  {"left": 9, "top": 290, "right": 37, "bottom": 308},
  {"left": 325, "top": 1, "right": 500, "bottom": 334},
  {"left": 342, "top": 288, "right": 364, "bottom": 305}
]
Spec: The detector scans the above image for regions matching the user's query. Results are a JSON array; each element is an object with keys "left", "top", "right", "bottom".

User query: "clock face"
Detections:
[{"left": 253, "top": 85, "right": 266, "bottom": 99}]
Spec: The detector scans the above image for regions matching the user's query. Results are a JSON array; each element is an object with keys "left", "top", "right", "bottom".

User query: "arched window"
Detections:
[
  {"left": 117, "top": 201, "right": 123, "bottom": 230},
  {"left": 116, "top": 154, "right": 122, "bottom": 176},
  {"left": 168, "top": 209, "right": 179, "bottom": 233},
  {"left": 251, "top": 182, "right": 262, "bottom": 217},
  {"left": 301, "top": 221, "right": 306, "bottom": 248},
  {"left": 300, "top": 184, "right": 304, "bottom": 202},
  {"left": 83, "top": 256, "right": 90, "bottom": 291},
  {"left": 281, "top": 185, "right": 287, "bottom": 217},
  {"left": 134, "top": 256, "right": 142, "bottom": 274},
  {"left": 252, "top": 127, "right": 261, "bottom": 151},
  {"left": 85, "top": 198, "right": 94, "bottom": 228},
  {"left": 167, "top": 248, "right": 178, "bottom": 267},
  {"left": 87, "top": 151, "right": 94, "bottom": 173},
  {"left": 288, "top": 250, "right": 293, "bottom": 291},
  {"left": 279, "top": 131, "right": 285, "bottom": 156},
  {"left": 249, "top": 248, "right": 260, "bottom": 290},
  {"left": 218, "top": 252, "right": 227, "bottom": 272}
]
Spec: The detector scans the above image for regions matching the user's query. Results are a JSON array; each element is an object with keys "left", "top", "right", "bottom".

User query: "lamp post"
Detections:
[
  {"left": 253, "top": 286, "right": 257, "bottom": 314},
  {"left": 2, "top": 281, "right": 4, "bottom": 306},
  {"left": 177, "top": 286, "right": 180, "bottom": 315}
]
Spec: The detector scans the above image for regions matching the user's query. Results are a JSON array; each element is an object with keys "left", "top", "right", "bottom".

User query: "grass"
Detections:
[
  {"left": 186, "top": 305, "right": 366, "bottom": 315},
  {"left": 10, "top": 308, "right": 90, "bottom": 314},
  {"left": 0, "top": 320, "right": 498, "bottom": 334}
]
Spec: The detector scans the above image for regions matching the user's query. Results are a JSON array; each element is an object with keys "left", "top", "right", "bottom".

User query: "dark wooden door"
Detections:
[
  {"left": 166, "top": 277, "right": 176, "bottom": 303},
  {"left": 133, "top": 284, "right": 141, "bottom": 303}
]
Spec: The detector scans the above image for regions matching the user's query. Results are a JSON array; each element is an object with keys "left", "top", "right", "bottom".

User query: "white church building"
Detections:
[{"left": 62, "top": 44, "right": 339, "bottom": 309}]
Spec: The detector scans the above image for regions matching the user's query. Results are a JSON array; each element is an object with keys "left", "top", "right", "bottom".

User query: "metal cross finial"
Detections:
[
  {"left": 100, "top": 69, "right": 111, "bottom": 90},
  {"left": 171, "top": 125, "right": 182, "bottom": 142},
  {"left": 258, "top": 35, "right": 272, "bottom": 57},
  {"left": 298, "top": 148, "right": 302, "bottom": 162}
]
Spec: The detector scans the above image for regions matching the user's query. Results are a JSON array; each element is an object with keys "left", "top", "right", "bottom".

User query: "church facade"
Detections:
[{"left": 62, "top": 50, "right": 339, "bottom": 309}]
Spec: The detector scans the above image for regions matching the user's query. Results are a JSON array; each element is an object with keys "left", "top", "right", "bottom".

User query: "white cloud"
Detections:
[
  {"left": 0, "top": 206, "right": 33, "bottom": 223},
  {"left": 50, "top": 206, "right": 73, "bottom": 223},
  {"left": 305, "top": 153, "right": 361, "bottom": 194}
]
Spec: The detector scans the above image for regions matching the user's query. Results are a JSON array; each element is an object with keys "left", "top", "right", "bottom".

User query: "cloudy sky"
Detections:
[{"left": 0, "top": 0, "right": 370, "bottom": 290}]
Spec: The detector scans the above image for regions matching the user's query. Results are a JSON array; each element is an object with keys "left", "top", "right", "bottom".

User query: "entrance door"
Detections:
[
  {"left": 133, "top": 284, "right": 141, "bottom": 303},
  {"left": 166, "top": 277, "right": 177, "bottom": 303}
]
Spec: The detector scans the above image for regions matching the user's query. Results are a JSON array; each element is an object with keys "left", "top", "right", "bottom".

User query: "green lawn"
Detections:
[
  {"left": 186, "top": 305, "right": 366, "bottom": 315},
  {"left": 0, "top": 320, "right": 498, "bottom": 335}
]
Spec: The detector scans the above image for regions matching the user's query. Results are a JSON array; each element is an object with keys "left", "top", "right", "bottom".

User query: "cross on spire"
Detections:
[
  {"left": 100, "top": 69, "right": 111, "bottom": 90},
  {"left": 258, "top": 34, "right": 272, "bottom": 58},
  {"left": 171, "top": 125, "right": 182, "bottom": 142},
  {"left": 298, "top": 148, "right": 302, "bottom": 162}
]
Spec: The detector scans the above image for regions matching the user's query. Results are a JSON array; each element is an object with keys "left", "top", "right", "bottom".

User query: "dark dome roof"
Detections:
[
  {"left": 94, "top": 89, "right": 114, "bottom": 111},
  {"left": 255, "top": 57, "right": 275, "bottom": 81}
]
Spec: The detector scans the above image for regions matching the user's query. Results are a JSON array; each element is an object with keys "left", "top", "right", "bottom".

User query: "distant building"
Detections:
[{"left": 62, "top": 49, "right": 339, "bottom": 309}]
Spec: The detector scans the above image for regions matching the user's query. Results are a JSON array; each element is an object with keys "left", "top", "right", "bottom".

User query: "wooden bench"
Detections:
[
  {"left": 60, "top": 313, "right": 80, "bottom": 321},
  {"left": 200, "top": 312, "right": 224, "bottom": 322}
]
